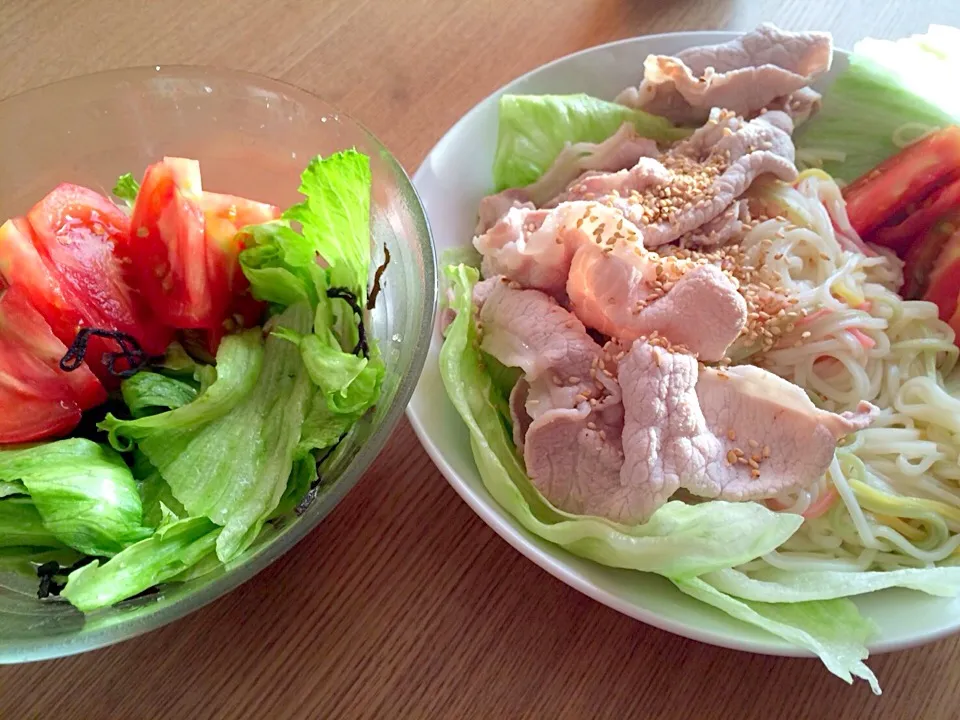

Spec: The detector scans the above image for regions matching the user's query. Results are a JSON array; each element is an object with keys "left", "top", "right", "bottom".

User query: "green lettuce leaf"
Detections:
[
  {"left": 439, "top": 263, "right": 801, "bottom": 576},
  {"left": 239, "top": 221, "right": 326, "bottom": 309},
  {"left": 99, "top": 330, "right": 264, "bottom": 451},
  {"left": 0, "top": 480, "right": 25, "bottom": 498},
  {"left": 121, "top": 371, "right": 199, "bottom": 418},
  {"left": 282, "top": 149, "right": 372, "bottom": 301},
  {"left": 296, "top": 390, "right": 361, "bottom": 455},
  {"left": 133, "top": 304, "right": 313, "bottom": 562},
  {"left": 0, "top": 439, "right": 148, "bottom": 556},
  {"left": 61, "top": 516, "right": 221, "bottom": 612},
  {"left": 674, "top": 577, "right": 880, "bottom": 694},
  {"left": 795, "top": 25, "right": 960, "bottom": 182},
  {"left": 493, "top": 93, "right": 689, "bottom": 190},
  {"left": 132, "top": 450, "right": 187, "bottom": 529},
  {"left": 0, "top": 498, "right": 67, "bottom": 549},
  {"left": 112, "top": 172, "right": 140, "bottom": 208},
  {"left": 703, "top": 566, "right": 960, "bottom": 602}
]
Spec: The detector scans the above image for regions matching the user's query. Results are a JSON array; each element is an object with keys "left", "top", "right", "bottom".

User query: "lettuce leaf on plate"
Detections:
[
  {"left": 0, "top": 439, "right": 149, "bottom": 556},
  {"left": 674, "top": 578, "right": 880, "bottom": 694},
  {"left": 61, "top": 516, "right": 221, "bottom": 612},
  {"left": 492, "top": 93, "right": 689, "bottom": 190},
  {"left": 795, "top": 25, "right": 960, "bottom": 183},
  {"left": 703, "top": 566, "right": 960, "bottom": 602},
  {"left": 439, "top": 263, "right": 801, "bottom": 577}
]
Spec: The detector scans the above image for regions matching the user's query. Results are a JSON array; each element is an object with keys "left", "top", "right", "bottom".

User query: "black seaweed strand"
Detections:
[
  {"left": 36, "top": 556, "right": 98, "bottom": 599},
  {"left": 60, "top": 328, "right": 162, "bottom": 378},
  {"left": 326, "top": 288, "right": 369, "bottom": 358},
  {"left": 366, "top": 246, "right": 391, "bottom": 311}
]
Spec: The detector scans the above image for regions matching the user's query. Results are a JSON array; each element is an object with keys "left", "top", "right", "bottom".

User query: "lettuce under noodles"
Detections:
[
  {"left": 795, "top": 25, "right": 960, "bottom": 182},
  {"left": 0, "top": 439, "right": 148, "bottom": 556},
  {"left": 492, "top": 94, "right": 689, "bottom": 190},
  {"left": 439, "top": 264, "right": 802, "bottom": 577}
]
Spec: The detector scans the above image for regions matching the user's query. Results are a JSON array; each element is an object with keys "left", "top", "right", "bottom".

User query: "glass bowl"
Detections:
[{"left": 0, "top": 66, "right": 436, "bottom": 662}]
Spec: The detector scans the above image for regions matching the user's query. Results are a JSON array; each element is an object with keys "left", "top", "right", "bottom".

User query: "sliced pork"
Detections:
[
  {"left": 476, "top": 280, "right": 618, "bottom": 418},
  {"left": 476, "top": 124, "right": 660, "bottom": 232},
  {"left": 518, "top": 339, "right": 877, "bottom": 525},
  {"left": 615, "top": 23, "right": 833, "bottom": 125},
  {"left": 566, "top": 243, "right": 746, "bottom": 361},
  {"left": 542, "top": 110, "right": 798, "bottom": 249}
]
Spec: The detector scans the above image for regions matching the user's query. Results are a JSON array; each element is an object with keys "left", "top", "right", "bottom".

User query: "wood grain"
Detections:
[{"left": 3, "top": 1, "right": 960, "bottom": 718}]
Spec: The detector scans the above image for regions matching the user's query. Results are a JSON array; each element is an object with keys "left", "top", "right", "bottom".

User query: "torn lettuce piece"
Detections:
[
  {"left": 703, "top": 566, "right": 960, "bottom": 602},
  {"left": 112, "top": 172, "right": 140, "bottom": 208},
  {"left": 121, "top": 371, "right": 199, "bottom": 419},
  {"left": 0, "top": 498, "right": 68, "bottom": 549},
  {"left": 134, "top": 304, "right": 313, "bottom": 562},
  {"left": 438, "top": 263, "right": 801, "bottom": 577},
  {"left": 99, "top": 329, "right": 264, "bottom": 452},
  {"left": 282, "top": 149, "right": 372, "bottom": 302},
  {"left": 61, "top": 516, "right": 221, "bottom": 612},
  {"left": 0, "top": 439, "right": 148, "bottom": 556},
  {"left": 239, "top": 221, "right": 326, "bottom": 309},
  {"left": 492, "top": 93, "right": 689, "bottom": 190},
  {"left": 795, "top": 25, "right": 960, "bottom": 182},
  {"left": 132, "top": 450, "right": 187, "bottom": 529},
  {"left": 674, "top": 577, "right": 880, "bottom": 694},
  {"left": 0, "top": 480, "right": 25, "bottom": 498},
  {"left": 296, "top": 390, "right": 362, "bottom": 456}
]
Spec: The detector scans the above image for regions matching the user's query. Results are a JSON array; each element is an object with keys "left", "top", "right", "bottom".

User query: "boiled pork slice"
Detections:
[
  {"left": 521, "top": 339, "right": 877, "bottom": 525},
  {"left": 547, "top": 110, "right": 798, "bottom": 249},
  {"left": 615, "top": 23, "right": 833, "bottom": 125},
  {"left": 566, "top": 243, "right": 747, "bottom": 361},
  {"left": 476, "top": 279, "right": 620, "bottom": 418},
  {"left": 476, "top": 123, "right": 659, "bottom": 232}
]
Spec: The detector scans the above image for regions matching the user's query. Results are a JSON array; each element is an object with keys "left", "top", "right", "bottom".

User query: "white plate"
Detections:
[{"left": 407, "top": 31, "right": 960, "bottom": 656}]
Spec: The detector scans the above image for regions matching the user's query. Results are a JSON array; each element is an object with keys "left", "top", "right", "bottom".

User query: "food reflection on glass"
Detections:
[
  {"left": 0, "top": 150, "right": 387, "bottom": 611},
  {"left": 438, "top": 23, "right": 960, "bottom": 692}
]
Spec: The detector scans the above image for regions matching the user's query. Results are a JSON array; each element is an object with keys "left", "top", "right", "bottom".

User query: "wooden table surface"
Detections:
[{"left": 3, "top": 1, "right": 960, "bottom": 718}]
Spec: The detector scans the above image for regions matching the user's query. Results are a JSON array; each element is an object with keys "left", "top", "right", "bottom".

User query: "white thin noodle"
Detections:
[{"left": 733, "top": 174, "right": 960, "bottom": 575}]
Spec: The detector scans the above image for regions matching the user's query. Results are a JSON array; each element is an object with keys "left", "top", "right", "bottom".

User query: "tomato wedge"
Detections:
[
  {"left": 125, "top": 159, "right": 277, "bottom": 333},
  {"left": 844, "top": 126, "right": 960, "bottom": 239},
  {"left": 0, "top": 285, "right": 106, "bottom": 444},
  {"left": 903, "top": 213, "right": 960, "bottom": 299},
  {"left": 201, "top": 191, "right": 278, "bottom": 349},
  {"left": 0, "top": 185, "right": 171, "bottom": 383},
  {"left": 125, "top": 158, "right": 215, "bottom": 328},
  {"left": 924, "top": 227, "right": 960, "bottom": 322},
  {"left": 873, "top": 176, "right": 960, "bottom": 254}
]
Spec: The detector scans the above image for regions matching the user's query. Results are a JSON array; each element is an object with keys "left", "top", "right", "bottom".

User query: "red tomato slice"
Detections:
[
  {"left": 844, "top": 126, "right": 960, "bottom": 240},
  {"left": 924, "top": 228, "right": 960, "bottom": 322},
  {"left": 199, "top": 192, "right": 279, "bottom": 352},
  {"left": 873, "top": 176, "right": 960, "bottom": 253},
  {"left": 126, "top": 158, "right": 221, "bottom": 329},
  {"left": 3, "top": 186, "right": 171, "bottom": 384},
  {"left": 0, "top": 285, "right": 106, "bottom": 444},
  {"left": 903, "top": 212, "right": 960, "bottom": 299}
]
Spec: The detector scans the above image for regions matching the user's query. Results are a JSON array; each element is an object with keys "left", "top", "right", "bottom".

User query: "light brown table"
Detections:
[{"left": 3, "top": 1, "right": 960, "bottom": 718}]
